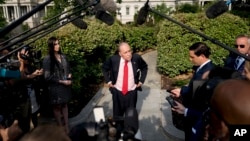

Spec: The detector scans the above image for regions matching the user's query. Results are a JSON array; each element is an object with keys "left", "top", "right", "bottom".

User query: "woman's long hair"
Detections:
[{"left": 47, "top": 37, "right": 62, "bottom": 73}]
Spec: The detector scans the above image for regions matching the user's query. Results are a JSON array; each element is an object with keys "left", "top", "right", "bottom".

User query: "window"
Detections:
[
  {"left": 20, "top": 6, "right": 28, "bottom": 16},
  {"left": 7, "top": 6, "right": 15, "bottom": 21},
  {"left": 0, "top": 6, "right": 3, "bottom": 15},
  {"left": 117, "top": 7, "right": 121, "bottom": 15},
  {"left": 126, "top": 6, "right": 129, "bottom": 15},
  {"left": 134, "top": 6, "right": 138, "bottom": 13}
]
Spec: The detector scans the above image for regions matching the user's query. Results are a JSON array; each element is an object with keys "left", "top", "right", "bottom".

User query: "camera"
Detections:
[
  {"left": 19, "top": 46, "right": 41, "bottom": 62},
  {"left": 70, "top": 107, "right": 142, "bottom": 141}
]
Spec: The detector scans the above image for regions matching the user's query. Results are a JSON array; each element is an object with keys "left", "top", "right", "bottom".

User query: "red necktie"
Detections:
[{"left": 122, "top": 61, "right": 128, "bottom": 95}]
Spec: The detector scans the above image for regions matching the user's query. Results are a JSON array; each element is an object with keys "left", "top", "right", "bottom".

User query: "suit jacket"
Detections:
[
  {"left": 181, "top": 61, "right": 214, "bottom": 107},
  {"left": 102, "top": 53, "right": 148, "bottom": 91},
  {"left": 182, "top": 61, "right": 214, "bottom": 133},
  {"left": 224, "top": 52, "right": 245, "bottom": 73}
]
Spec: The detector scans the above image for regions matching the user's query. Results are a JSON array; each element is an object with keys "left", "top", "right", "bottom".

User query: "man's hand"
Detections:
[
  {"left": 32, "top": 69, "right": 43, "bottom": 76},
  {"left": 17, "top": 49, "right": 28, "bottom": 63},
  {"left": 59, "top": 80, "right": 72, "bottom": 86},
  {"left": 136, "top": 82, "right": 142, "bottom": 88},
  {"left": 172, "top": 101, "right": 186, "bottom": 114},
  {"left": 170, "top": 88, "right": 181, "bottom": 98},
  {"left": 108, "top": 83, "right": 114, "bottom": 88},
  {"left": 25, "top": 69, "right": 43, "bottom": 79}
]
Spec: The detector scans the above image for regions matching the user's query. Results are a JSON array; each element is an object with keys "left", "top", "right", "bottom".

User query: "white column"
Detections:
[
  {"left": 45, "top": 6, "right": 47, "bottom": 14},
  {"left": 228, "top": 3, "right": 232, "bottom": 11},
  {"left": 14, "top": 6, "right": 18, "bottom": 21},
  {"left": 17, "top": 6, "right": 20, "bottom": 18},
  {"left": 29, "top": 5, "right": 32, "bottom": 11},
  {"left": 3, "top": 6, "right": 8, "bottom": 22}
]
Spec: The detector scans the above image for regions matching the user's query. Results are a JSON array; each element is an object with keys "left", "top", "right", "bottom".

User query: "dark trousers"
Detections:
[
  {"left": 110, "top": 87, "right": 137, "bottom": 118},
  {"left": 184, "top": 118, "right": 193, "bottom": 141}
]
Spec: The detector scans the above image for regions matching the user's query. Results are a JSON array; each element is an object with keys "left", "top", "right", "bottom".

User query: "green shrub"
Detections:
[
  {"left": 176, "top": 3, "right": 201, "bottom": 13},
  {"left": 157, "top": 12, "right": 249, "bottom": 77}
]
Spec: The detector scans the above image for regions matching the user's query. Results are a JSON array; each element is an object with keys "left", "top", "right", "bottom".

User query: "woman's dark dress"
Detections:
[{"left": 43, "top": 55, "right": 71, "bottom": 104}]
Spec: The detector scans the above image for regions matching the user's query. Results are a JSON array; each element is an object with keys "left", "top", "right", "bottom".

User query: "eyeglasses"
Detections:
[
  {"left": 234, "top": 44, "right": 245, "bottom": 48},
  {"left": 54, "top": 43, "right": 59, "bottom": 46}
]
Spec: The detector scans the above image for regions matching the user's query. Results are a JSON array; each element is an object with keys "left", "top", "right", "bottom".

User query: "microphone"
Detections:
[
  {"left": 93, "top": 2, "right": 115, "bottom": 25},
  {"left": 136, "top": 0, "right": 150, "bottom": 25},
  {"left": 70, "top": 16, "right": 88, "bottom": 29},
  {"left": 95, "top": 9, "right": 114, "bottom": 25},
  {"left": 76, "top": 0, "right": 115, "bottom": 25},
  {"left": 100, "top": 0, "right": 117, "bottom": 13},
  {"left": 0, "top": 0, "right": 53, "bottom": 38},
  {"left": 206, "top": 0, "right": 229, "bottom": 19}
]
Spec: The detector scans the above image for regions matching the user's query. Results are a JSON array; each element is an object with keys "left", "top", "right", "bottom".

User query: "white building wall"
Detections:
[{"left": 116, "top": 0, "right": 178, "bottom": 24}]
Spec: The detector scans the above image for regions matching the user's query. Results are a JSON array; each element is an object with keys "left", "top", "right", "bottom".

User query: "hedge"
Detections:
[{"left": 157, "top": 12, "right": 249, "bottom": 77}]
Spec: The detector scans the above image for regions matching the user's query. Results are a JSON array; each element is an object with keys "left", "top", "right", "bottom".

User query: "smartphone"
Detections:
[
  {"left": 166, "top": 89, "right": 172, "bottom": 93},
  {"left": 166, "top": 96, "right": 177, "bottom": 107}
]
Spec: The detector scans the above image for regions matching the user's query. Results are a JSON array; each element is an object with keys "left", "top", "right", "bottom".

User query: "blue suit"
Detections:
[
  {"left": 181, "top": 61, "right": 214, "bottom": 107},
  {"left": 180, "top": 61, "right": 214, "bottom": 141}
]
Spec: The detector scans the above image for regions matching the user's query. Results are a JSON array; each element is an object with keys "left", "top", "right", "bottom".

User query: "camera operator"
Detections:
[
  {"left": 0, "top": 53, "right": 31, "bottom": 140},
  {"left": 17, "top": 47, "right": 43, "bottom": 128}
]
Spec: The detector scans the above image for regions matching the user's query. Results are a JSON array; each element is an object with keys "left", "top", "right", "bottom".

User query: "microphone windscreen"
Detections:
[
  {"left": 70, "top": 17, "right": 88, "bottom": 29},
  {"left": 101, "top": 0, "right": 117, "bottom": 13},
  {"left": 136, "top": 2, "right": 149, "bottom": 25},
  {"left": 206, "top": 0, "right": 228, "bottom": 19},
  {"left": 95, "top": 10, "right": 114, "bottom": 25}
]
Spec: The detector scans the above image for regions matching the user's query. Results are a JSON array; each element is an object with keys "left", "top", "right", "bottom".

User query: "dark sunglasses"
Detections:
[{"left": 234, "top": 44, "right": 245, "bottom": 48}]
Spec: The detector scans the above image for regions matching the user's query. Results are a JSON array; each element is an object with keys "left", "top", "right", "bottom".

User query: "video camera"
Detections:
[
  {"left": 0, "top": 61, "right": 21, "bottom": 79},
  {"left": 69, "top": 107, "right": 142, "bottom": 141},
  {"left": 0, "top": 45, "right": 43, "bottom": 134},
  {"left": 19, "top": 46, "right": 42, "bottom": 67}
]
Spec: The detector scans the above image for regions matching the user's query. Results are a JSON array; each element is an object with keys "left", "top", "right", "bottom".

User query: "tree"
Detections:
[{"left": 151, "top": 3, "right": 173, "bottom": 23}]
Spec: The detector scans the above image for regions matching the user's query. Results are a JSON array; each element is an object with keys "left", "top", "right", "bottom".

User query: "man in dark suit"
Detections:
[
  {"left": 170, "top": 42, "right": 214, "bottom": 141},
  {"left": 102, "top": 42, "right": 148, "bottom": 119},
  {"left": 224, "top": 34, "right": 250, "bottom": 73}
]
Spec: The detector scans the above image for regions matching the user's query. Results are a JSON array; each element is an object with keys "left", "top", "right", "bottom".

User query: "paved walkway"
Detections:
[{"left": 68, "top": 50, "right": 185, "bottom": 141}]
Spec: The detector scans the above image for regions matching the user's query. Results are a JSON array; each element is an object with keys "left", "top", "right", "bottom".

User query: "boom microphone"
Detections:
[
  {"left": 95, "top": 9, "right": 114, "bottom": 25},
  {"left": 0, "top": 0, "right": 53, "bottom": 38},
  {"left": 70, "top": 16, "right": 88, "bottom": 29},
  {"left": 94, "top": 3, "right": 114, "bottom": 25},
  {"left": 136, "top": 3, "right": 250, "bottom": 61},
  {"left": 136, "top": 0, "right": 150, "bottom": 25},
  {"left": 100, "top": 0, "right": 117, "bottom": 13},
  {"left": 76, "top": 0, "right": 114, "bottom": 25},
  {"left": 206, "top": 0, "right": 229, "bottom": 19}
]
